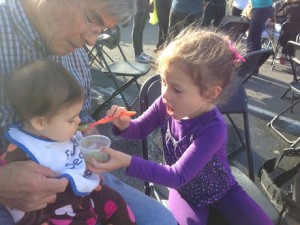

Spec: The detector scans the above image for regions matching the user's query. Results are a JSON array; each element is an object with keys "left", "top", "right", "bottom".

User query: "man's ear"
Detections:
[
  {"left": 30, "top": 117, "right": 46, "bottom": 131},
  {"left": 207, "top": 86, "right": 222, "bottom": 100}
]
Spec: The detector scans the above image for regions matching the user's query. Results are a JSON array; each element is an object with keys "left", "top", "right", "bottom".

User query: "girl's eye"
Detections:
[
  {"left": 174, "top": 89, "right": 182, "bottom": 93},
  {"left": 173, "top": 87, "right": 183, "bottom": 93},
  {"left": 69, "top": 120, "right": 75, "bottom": 124}
]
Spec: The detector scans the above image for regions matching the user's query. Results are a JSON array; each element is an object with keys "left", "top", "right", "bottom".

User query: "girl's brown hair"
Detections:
[
  {"left": 6, "top": 60, "right": 84, "bottom": 122},
  {"left": 157, "top": 27, "right": 243, "bottom": 99}
]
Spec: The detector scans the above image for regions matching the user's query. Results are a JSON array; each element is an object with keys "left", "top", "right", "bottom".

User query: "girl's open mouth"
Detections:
[{"left": 166, "top": 105, "right": 174, "bottom": 115}]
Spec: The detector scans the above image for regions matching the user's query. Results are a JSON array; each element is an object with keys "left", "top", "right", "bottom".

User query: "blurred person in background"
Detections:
[
  {"left": 246, "top": 0, "right": 273, "bottom": 52},
  {"left": 167, "top": 0, "right": 204, "bottom": 41},
  {"left": 232, "top": 0, "right": 248, "bottom": 16}
]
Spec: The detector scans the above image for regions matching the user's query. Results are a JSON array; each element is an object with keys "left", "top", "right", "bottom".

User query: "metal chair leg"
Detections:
[
  {"left": 271, "top": 44, "right": 280, "bottom": 71},
  {"left": 281, "top": 87, "right": 291, "bottom": 99},
  {"left": 267, "top": 98, "right": 300, "bottom": 145}
]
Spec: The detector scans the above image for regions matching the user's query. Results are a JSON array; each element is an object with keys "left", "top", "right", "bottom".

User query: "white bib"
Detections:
[{"left": 5, "top": 124, "right": 99, "bottom": 196}]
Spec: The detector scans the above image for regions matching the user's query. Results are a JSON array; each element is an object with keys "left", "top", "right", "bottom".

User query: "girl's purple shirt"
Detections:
[{"left": 112, "top": 97, "right": 235, "bottom": 189}]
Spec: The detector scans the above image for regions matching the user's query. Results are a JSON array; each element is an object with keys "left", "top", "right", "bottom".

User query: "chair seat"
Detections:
[
  {"left": 220, "top": 16, "right": 250, "bottom": 42},
  {"left": 230, "top": 167, "right": 279, "bottom": 224},
  {"left": 261, "top": 30, "right": 280, "bottom": 41},
  {"left": 150, "top": 167, "right": 279, "bottom": 224},
  {"left": 290, "top": 81, "right": 300, "bottom": 94},
  {"left": 102, "top": 61, "right": 150, "bottom": 76},
  {"left": 89, "top": 25, "right": 151, "bottom": 117}
]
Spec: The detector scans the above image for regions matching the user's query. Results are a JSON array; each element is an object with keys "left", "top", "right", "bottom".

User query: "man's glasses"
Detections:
[{"left": 77, "top": 0, "right": 102, "bottom": 38}]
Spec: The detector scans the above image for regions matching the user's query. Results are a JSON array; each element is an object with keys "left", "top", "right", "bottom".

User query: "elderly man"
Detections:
[{"left": 0, "top": 0, "right": 177, "bottom": 224}]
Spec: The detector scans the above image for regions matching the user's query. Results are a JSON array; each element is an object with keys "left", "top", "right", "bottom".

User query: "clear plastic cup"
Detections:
[{"left": 79, "top": 135, "right": 111, "bottom": 163}]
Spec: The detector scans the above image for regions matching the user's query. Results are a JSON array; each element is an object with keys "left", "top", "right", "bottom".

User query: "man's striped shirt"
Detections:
[{"left": 0, "top": 0, "right": 94, "bottom": 153}]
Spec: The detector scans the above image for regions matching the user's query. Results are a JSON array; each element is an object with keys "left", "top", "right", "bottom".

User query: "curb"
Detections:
[{"left": 248, "top": 104, "right": 300, "bottom": 134}]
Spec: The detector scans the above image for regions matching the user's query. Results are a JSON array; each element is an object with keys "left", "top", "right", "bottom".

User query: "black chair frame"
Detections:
[
  {"left": 139, "top": 74, "right": 279, "bottom": 224},
  {"left": 271, "top": 22, "right": 300, "bottom": 71},
  {"left": 87, "top": 26, "right": 150, "bottom": 118},
  {"left": 281, "top": 39, "right": 300, "bottom": 105},
  {"left": 140, "top": 75, "right": 254, "bottom": 180},
  {"left": 268, "top": 41, "right": 300, "bottom": 147},
  {"left": 237, "top": 49, "right": 273, "bottom": 84},
  {"left": 219, "top": 16, "right": 250, "bottom": 43}
]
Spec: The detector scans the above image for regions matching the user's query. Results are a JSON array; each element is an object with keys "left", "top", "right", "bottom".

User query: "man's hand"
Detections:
[{"left": 0, "top": 161, "right": 68, "bottom": 212}]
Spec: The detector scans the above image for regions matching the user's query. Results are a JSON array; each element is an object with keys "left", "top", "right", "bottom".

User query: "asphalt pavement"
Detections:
[{"left": 87, "top": 22, "right": 300, "bottom": 193}]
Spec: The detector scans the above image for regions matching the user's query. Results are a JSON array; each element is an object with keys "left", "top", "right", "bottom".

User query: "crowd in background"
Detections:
[{"left": 135, "top": 0, "right": 300, "bottom": 64}]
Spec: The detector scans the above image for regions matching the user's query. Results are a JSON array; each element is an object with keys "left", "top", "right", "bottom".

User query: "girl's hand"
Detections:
[
  {"left": 107, "top": 105, "right": 131, "bottom": 131},
  {"left": 87, "top": 147, "right": 132, "bottom": 174}
]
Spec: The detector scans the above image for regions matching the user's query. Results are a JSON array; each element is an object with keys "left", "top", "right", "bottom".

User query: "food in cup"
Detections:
[{"left": 79, "top": 135, "right": 111, "bottom": 163}]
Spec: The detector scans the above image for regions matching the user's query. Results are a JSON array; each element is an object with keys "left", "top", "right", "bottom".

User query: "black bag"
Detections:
[{"left": 258, "top": 147, "right": 300, "bottom": 225}]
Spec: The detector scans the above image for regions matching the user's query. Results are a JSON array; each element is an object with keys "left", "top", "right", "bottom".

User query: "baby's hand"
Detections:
[
  {"left": 107, "top": 105, "right": 131, "bottom": 131},
  {"left": 87, "top": 147, "right": 132, "bottom": 174}
]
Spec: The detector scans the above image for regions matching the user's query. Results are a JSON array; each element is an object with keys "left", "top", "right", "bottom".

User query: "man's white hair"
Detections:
[{"left": 98, "top": 0, "right": 137, "bottom": 23}]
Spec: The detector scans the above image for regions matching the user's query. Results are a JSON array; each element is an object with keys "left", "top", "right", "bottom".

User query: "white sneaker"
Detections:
[
  {"left": 135, "top": 54, "right": 150, "bottom": 63},
  {"left": 141, "top": 52, "right": 153, "bottom": 60}
]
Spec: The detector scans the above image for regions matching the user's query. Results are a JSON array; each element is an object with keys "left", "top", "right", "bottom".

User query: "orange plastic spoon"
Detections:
[{"left": 89, "top": 111, "right": 136, "bottom": 128}]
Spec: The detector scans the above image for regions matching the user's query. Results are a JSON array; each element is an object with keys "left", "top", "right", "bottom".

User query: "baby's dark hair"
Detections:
[
  {"left": 6, "top": 60, "right": 84, "bottom": 122},
  {"left": 157, "top": 27, "right": 243, "bottom": 100}
]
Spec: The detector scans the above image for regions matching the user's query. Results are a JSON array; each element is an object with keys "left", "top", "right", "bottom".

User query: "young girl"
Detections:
[
  {"left": 2, "top": 60, "right": 136, "bottom": 225},
  {"left": 88, "top": 28, "right": 274, "bottom": 225}
]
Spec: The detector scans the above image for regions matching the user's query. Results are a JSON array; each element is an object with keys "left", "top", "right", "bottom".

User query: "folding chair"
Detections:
[
  {"left": 89, "top": 26, "right": 151, "bottom": 118},
  {"left": 140, "top": 74, "right": 254, "bottom": 179},
  {"left": 140, "top": 74, "right": 279, "bottom": 224},
  {"left": 84, "top": 33, "right": 111, "bottom": 67},
  {"left": 219, "top": 16, "right": 250, "bottom": 42},
  {"left": 281, "top": 40, "right": 300, "bottom": 107},
  {"left": 271, "top": 22, "right": 300, "bottom": 71},
  {"left": 261, "top": 22, "right": 281, "bottom": 52},
  {"left": 268, "top": 41, "right": 300, "bottom": 147},
  {"left": 236, "top": 48, "right": 273, "bottom": 84}
]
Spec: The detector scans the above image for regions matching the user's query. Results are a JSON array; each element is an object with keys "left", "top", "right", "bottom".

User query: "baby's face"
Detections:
[{"left": 40, "top": 101, "right": 83, "bottom": 142}]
